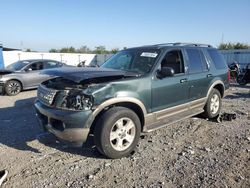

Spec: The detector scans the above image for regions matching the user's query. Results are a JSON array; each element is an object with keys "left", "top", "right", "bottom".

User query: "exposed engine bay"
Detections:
[
  {"left": 61, "top": 89, "right": 94, "bottom": 111},
  {"left": 39, "top": 67, "right": 138, "bottom": 111},
  {"left": 41, "top": 78, "right": 94, "bottom": 111}
]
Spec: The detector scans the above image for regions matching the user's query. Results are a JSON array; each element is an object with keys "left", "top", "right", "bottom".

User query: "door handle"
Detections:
[
  {"left": 207, "top": 74, "right": 213, "bottom": 78},
  {"left": 180, "top": 78, "right": 188, "bottom": 83}
]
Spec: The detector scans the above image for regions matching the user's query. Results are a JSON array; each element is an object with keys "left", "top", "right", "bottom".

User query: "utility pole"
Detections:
[{"left": 221, "top": 33, "right": 224, "bottom": 44}]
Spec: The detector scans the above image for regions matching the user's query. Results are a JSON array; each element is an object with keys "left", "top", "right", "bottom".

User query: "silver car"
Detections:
[{"left": 0, "top": 59, "right": 67, "bottom": 95}]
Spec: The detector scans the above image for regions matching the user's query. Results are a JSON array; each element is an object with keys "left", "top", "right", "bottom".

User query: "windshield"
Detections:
[
  {"left": 6, "top": 60, "right": 30, "bottom": 71},
  {"left": 101, "top": 49, "right": 160, "bottom": 74}
]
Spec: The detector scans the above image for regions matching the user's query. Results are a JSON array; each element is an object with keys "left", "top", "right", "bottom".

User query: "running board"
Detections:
[{"left": 144, "top": 109, "right": 204, "bottom": 133}]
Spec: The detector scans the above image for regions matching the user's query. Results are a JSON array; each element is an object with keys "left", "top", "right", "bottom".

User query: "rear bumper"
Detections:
[{"left": 34, "top": 100, "right": 93, "bottom": 145}]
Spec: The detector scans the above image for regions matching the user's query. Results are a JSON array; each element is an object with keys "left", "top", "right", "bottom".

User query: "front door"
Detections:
[
  {"left": 151, "top": 49, "right": 189, "bottom": 112},
  {"left": 22, "top": 61, "right": 47, "bottom": 88}
]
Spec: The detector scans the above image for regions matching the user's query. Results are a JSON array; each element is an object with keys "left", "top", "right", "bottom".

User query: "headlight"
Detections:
[{"left": 61, "top": 90, "right": 93, "bottom": 111}]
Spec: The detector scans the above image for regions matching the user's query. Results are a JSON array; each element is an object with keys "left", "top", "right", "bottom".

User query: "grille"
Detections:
[{"left": 37, "top": 85, "right": 58, "bottom": 106}]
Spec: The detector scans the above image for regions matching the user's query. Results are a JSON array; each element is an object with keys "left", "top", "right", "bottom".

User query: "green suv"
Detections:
[{"left": 35, "top": 43, "right": 230, "bottom": 158}]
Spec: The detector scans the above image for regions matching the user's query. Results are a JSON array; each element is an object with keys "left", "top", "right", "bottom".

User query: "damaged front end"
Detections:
[
  {"left": 0, "top": 70, "right": 13, "bottom": 75},
  {"left": 60, "top": 89, "right": 94, "bottom": 111},
  {"left": 35, "top": 77, "right": 105, "bottom": 145},
  {"left": 37, "top": 67, "right": 137, "bottom": 111},
  {"left": 34, "top": 67, "right": 140, "bottom": 145},
  {"left": 38, "top": 75, "right": 121, "bottom": 112}
]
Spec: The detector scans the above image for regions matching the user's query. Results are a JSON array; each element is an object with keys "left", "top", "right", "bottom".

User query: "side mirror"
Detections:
[{"left": 157, "top": 67, "right": 174, "bottom": 79}]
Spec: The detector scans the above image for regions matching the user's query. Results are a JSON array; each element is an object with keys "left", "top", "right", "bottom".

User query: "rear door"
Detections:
[{"left": 184, "top": 48, "right": 212, "bottom": 101}]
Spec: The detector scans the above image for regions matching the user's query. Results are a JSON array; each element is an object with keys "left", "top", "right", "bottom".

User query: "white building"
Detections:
[{"left": 2, "top": 51, "right": 112, "bottom": 67}]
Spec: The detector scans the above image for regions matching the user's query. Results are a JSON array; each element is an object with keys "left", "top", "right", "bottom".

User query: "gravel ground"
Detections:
[{"left": 0, "top": 85, "right": 249, "bottom": 188}]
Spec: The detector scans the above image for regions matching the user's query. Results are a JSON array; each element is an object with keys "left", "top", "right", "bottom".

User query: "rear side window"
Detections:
[
  {"left": 186, "top": 49, "right": 207, "bottom": 74},
  {"left": 207, "top": 49, "right": 227, "bottom": 69},
  {"left": 44, "top": 61, "right": 59, "bottom": 69}
]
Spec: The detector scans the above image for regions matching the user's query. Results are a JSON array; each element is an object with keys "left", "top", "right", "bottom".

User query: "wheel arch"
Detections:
[
  {"left": 5, "top": 79, "right": 23, "bottom": 90},
  {"left": 206, "top": 80, "right": 225, "bottom": 98},
  {"left": 89, "top": 98, "right": 147, "bottom": 134},
  {"left": 213, "top": 84, "right": 224, "bottom": 97}
]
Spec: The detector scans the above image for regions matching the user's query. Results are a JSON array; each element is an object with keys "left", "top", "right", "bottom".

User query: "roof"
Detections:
[
  {"left": 19, "top": 59, "right": 61, "bottom": 62},
  {"left": 127, "top": 42, "right": 214, "bottom": 51}
]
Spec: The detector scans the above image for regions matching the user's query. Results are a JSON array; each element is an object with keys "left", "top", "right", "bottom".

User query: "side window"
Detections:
[
  {"left": 207, "top": 49, "right": 227, "bottom": 69},
  {"left": 161, "top": 50, "right": 184, "bottom": 74},
  {"left": 27, "top": 62, "right": 44, "bottom": 71},
  {"left": 44, "top": 61, "right": 59, "bottom": 69},
  {"left": 186, "top": 49, "right": 207, "bottom": 74}
]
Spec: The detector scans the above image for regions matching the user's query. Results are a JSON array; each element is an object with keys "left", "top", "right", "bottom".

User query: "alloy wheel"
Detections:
[{"left": 109, "top": 117, "right": 136, "bottom": 151}]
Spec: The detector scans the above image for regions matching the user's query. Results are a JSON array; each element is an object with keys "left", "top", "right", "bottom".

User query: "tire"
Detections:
[
  {"left": 203, "top": 88, "right": 222, "bottom": 119},
  {"left": 94, "top": 107, "right": 141, "bottom": 159},
  {"left": 5, "top": 80, "right": 22, "bottom": 96}
]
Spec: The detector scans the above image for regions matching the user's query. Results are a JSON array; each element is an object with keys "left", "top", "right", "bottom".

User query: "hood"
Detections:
[
  {"left": 41, "top": 67, "right": 138, "bottom": 83},
  {"left": 0, "top": 69, "right": 14, "bottom": 75}
]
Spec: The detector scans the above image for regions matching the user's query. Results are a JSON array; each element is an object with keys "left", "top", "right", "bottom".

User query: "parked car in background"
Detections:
[{"left": 0, "top": 59, "right": 68, "bottom": 95}]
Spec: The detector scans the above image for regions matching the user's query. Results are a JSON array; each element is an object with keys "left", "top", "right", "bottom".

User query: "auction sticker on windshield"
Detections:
[{"left": 140, "top": 52, "right": 158, "bottom": 58}]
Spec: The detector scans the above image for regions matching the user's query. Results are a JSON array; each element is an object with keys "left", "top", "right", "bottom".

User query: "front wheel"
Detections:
[
  {"left": 94, "top": 107, "right": 141, "bottom": 159},
  {"left": 203, "top": 88, "right": 222, "bottom": 119},
  {"left": 5, "top": 80, "right": 22, "bottom": 96}
]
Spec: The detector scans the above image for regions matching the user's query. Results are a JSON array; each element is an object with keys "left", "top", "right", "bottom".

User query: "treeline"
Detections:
[
  {"left": 25, "top": 42, "right": 250, "bottom": 53},
  {"left": 48, "top": 45, "right": 123, "bottom": 54},
  {"left": 218, "top": 42, "right": 250, "bottom": 50}
]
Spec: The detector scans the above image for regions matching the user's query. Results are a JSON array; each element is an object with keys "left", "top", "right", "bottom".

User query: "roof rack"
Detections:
[{"left": 153, "top": 42, "right": 212, "bottom": 48}]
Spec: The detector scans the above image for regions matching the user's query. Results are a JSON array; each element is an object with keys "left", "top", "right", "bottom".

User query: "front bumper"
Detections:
[{"left": 34, "top": 100, "right": 94, "bottom": 145}]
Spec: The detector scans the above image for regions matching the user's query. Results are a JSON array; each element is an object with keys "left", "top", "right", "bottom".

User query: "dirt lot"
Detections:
[{"left": 0, "top": 85, "right": 249, "bottom": 188}]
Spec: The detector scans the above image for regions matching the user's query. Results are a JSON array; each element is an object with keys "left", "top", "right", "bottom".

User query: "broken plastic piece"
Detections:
[{"left": 216, "top": 113, "right": 236, "bottom": 122}]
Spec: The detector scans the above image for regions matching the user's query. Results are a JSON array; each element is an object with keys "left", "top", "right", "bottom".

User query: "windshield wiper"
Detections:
[{"left": 124, "top": 70, "right": 142, "bottom": 77}]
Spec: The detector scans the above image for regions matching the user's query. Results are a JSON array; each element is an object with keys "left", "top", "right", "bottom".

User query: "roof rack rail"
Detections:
[{"left": 153, "top": 42, "right": 212, "bottom": 47}]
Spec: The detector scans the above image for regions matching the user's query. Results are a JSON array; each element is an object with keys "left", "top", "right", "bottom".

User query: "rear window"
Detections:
[{"left": 207, "top": 49, "right": 227, "bottom": 69}]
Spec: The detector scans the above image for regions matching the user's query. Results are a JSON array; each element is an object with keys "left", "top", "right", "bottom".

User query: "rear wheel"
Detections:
[
  {"left": 203, "top": 88, "right": 222, "bottom": 118},
  {"left": 94, "top": 107, "right": 141, "bottom": 159},
  {"left": 5, "top": 80, "right": 22, "bottom": 96}
]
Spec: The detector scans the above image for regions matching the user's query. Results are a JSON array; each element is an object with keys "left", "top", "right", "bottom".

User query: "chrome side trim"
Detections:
[
  {"left": 189, "top": 98, "right": 206, "bottom": 109},
  {"left": 144, "top": 97, "right": 206, "bottom": 131},
  {"left": 155, "top": 103, "right": 189, "bottom": 120},
  {"left": 145, "top": 109, "right": 204, "bottom": 132}
]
